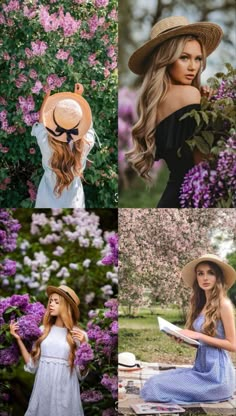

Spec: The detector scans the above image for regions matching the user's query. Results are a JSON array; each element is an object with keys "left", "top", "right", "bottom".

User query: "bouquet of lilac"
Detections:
[
  {"left": 0, "top": 209, "right": 21, "bottom": 282},
  {"left": 0, "top": 294, "right": 45, "bottom": 366},
  {"left": 179, "top": 63, "right": 236, "bottom": 207},
  {"left": 79, "top": 298, "right": 118, "bottom": 416}
]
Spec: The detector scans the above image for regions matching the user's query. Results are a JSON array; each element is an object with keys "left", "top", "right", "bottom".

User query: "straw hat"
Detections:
[
  {"left": 118, "top": 352, "right": 141, "bottom": 370},
  {"left": 41, "top": 83, "right": 92, "bottom": 143},
  {"left": 46, "top": 285, "right": 80, "bottom": 320},
  {"left": 129, "top": 16, "right": 223, "bottom": 75},
  {"left": 181, "top": 254, "right": 236, "bottom": 289}
]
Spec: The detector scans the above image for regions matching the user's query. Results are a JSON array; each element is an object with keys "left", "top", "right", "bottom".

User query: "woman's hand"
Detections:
[
  {"left": 200, "top": 85, "right": 215, "bottom": 100},
  {"left": 71, "top": 328, "right": 86, "bottom": 344},
  {"left": 9, "top": 320, "right": 21, "bottom": 340},
  {"left": 179, "top": 329, "right": 201, "bottom": 340}
]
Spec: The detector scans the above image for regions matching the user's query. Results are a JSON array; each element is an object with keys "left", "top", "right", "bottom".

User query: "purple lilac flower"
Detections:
[
  {"left": 0, "top": 209, "right": 21, "bottom": 252},
  {"left": 0, "top": 343, "right": 19, "bottom": 365},
  {"left": 17, "top": 315, "right": 42, "bottom": 341},
  {"left": 81, "top": 390, "right": 104, "bottom": 403},
  {"left": 0, "top": 259, "right": 16, "bottom": 277},
  {"left": 110, "top": 321, "right": 118, "bottom": 334},
  {"left": 74, "top": 342, "right": 94, "bottom": 369},
  {"left": 102, "top": 234, "right": 118, "bottom": 267},
  {"left": 25, "top": 302, "right": 45, "bottom": 324},
  {"left": 101, "top": 374, "right": 118, "bottom": 399}
]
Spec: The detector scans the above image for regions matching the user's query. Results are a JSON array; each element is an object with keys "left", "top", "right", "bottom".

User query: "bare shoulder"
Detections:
[
  {"left": 220, "top": 297, "right": 234, "bottom": 314},
  {"left": 169, "top": 85, "right": 201, "bottom": 104}
]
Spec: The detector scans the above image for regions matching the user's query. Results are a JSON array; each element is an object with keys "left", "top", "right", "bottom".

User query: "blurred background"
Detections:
[{"left": 118, "top": 0, "right": 236, "bottom": 207}]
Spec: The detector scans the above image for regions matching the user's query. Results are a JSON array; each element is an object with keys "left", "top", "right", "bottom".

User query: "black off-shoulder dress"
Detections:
[{"left": 155, "top": 104, "right": 201, "bottom": 208}]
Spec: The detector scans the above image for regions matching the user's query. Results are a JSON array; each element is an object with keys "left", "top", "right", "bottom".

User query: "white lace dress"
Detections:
[
  {"left": 31, "top": 122, "right": 95, "bottom": 208},
  {"left": 24, "top": 325, "right": 87, "bottom": 416}
]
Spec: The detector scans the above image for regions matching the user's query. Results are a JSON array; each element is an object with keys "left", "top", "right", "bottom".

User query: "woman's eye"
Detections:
[
  {"left": 196, "top": 57, "right": 202, "bottom": 61},
  {"left": 180, "top": 56, "right": 188, "bottom": 60}
]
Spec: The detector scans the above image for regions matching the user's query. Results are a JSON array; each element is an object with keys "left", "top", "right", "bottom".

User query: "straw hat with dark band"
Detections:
[
  {"left": 129, "top": 16, "right": 223, "bottom": 75},
  {"left": 181, "top": 254, "right": 236, "bottom": 289},
  {"left": 46, "top": 285, "right": 80, "bottom": 320},
  {"left": 41, "top": 83, "right": 92, "bottom": 143}
]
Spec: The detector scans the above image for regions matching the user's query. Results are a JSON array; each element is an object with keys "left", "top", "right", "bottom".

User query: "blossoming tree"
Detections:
[{"left": 0, "top": 0, "right": 118, "bottom": 207}]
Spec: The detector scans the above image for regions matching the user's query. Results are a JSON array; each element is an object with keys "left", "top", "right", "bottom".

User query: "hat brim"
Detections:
[
  {"left": 181, "top": 256, "right": 236, "bottom": 289},
  {"left": 46, "top": 286, "right": 79, "bottom": 320},
  {"left": 129, "top": 22, "right": 223, "bottom": 75},
  {"left": 42, "top": 92, "right": 92, "bottom": 142},
  {"left": 118, "top": 363, "right": 142, "bottom": 371}
]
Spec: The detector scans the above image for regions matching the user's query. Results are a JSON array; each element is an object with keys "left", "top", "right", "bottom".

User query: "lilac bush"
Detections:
[
  {"left": 0, "top": 209, "right": 21, "bottom": 283},
  {"left": 180, "top": 64, "right": 236, "bottom": 207},
  {"left": 81, "top": 298, "right": 118, "bottom": 416},
  {"left": 101, "top": 233, "right": 118, "bottom": 267},
  {"left": 0, "top": 294, "right": 45, "bottom": 366}
]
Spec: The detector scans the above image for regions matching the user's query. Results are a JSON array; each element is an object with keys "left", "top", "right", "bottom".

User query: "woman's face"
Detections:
[
  {"left": 168, "top": 40, "right": 202, "bottom": 85},
  {"left": 49, "top": 293, "right": 60, "bottom": 316},
  {"left": 196, "top": 262, "right": 217, "bottom": 291}
]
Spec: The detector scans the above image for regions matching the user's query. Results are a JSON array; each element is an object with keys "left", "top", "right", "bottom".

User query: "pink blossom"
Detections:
[
  {"left": 18, "top": 74, "right": 28, "bottom": 83},
  {"left": 31, "top": 40, "right": 48, "bottom": 56},
  {"left": 80, "top": 31, "right": 94, "bottom": 40},
  {"left": 95, "top": 0, "right": 109, "bottom": 7},
  {"left": 23, "top": 6, "right": 37, "bottom": 19},
  {"left": 88, "top": 53, "right": 99, "bottom": 66},
  {"left": 0, "top": 97, "right": 7, "bottom": 105},
  {"left": 18, "top": 60, "right": 25, "bottom": 69},
  {"left": 27, "top": 181, "right": 37, "bottom": 202},
  {"left": 88, "top": 15, "right": 99, "bottom": 33},
  {"left": 7, "top": 19, "right": 14, "bottom": 27},
  {"left": 107, "top": 46, "right": 115, "bottom": 58},
  {"left": 1, "top": 147, "right": 9, "bottom": 153},
  {"left": 0, "top": 184, "right": 7, "bottom": 190},
  {"left": 68, "top": 56, "right": 74, "bottom": 65},
  {"left": 25, "top": 48, "right": 33, "bottom": 58},
  {"left": 0, "top": 13, "right": 6, "bottom": 25},
  {"left": 91, "top": 80, "right": 97, "bottom": 88},
  {"left": 108, "top": 9, "right": 118, "bottom": 20},
  {"left": 6, "top": 126, "right": 16, "bottom": 134},
  {"left": 56, "top": 49, "right": 70, "bottom": 60},
  {"left": 39, "top": 7, "right": 60, "bottom": 32},
  {"left": 31, "top": 80, "right": 43, "bottom": 94},
  {"left": 102, "top": 34, "right": 109, "bottom": 45},
  {"left": 0, "top": 110, "right": 7, "bottom": 121},
  {"left": 3, "top": 0, "right": 20, "bottom": 13},
  {"left": 3, "top": 53, "right": 10, "bottom": 61},
  {"left": 104, "top": 68, "right": 110, "bottom": 78},
  {"left": 29, "top": 148, "right": 36, "bottom": 154},
  {"left": 1, "top": 120, "right": 8, "bottom": 130},
  {"left": 60, "top": 11, "right": 81, "bottom": 37},
  {"left": 46, "top": 74, "right": 66, "bottom": 90},
  {"left": 4, "top": 177, "right": 11, "bottom": 184},
  {"left": 29, "top": 69, "right": 38, "bottom": 80},
  {"left": 23, "top": 114, "right": 33, "bottom": 126}
]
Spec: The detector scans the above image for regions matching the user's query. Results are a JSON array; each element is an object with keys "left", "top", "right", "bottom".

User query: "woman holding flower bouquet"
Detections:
[
  {"left": 127, "top": 16, "right": 223, "bottom": 207},
  {"left": 10, "top": 285, "right": 88, "bottom": 416}
]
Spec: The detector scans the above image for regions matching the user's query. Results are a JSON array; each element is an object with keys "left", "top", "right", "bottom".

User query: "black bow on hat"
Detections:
[{"left": 46, "top": 110, "right": 80, "bottom": 144}]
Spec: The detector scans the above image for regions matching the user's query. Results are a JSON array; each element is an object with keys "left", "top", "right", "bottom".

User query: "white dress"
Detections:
[
  {"left": 31, "top": 123, "right": 95, "bottom": 208},
  {"left": 24, "top": 325, "right": 86, "bottom": 416}
]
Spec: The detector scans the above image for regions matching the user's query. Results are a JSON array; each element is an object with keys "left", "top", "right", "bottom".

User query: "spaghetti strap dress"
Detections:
[
  {"left": 140, "top": 314, "right": 235, "bottom": 404},
  {"left": 155, "top": 104, "right": 201, "bottom": 208},
  {"left": 24, "top": 325, "right": 87, "bottom": 416},
  {"left": 31, "top": 122, "right": 95, "bottom": 208}
]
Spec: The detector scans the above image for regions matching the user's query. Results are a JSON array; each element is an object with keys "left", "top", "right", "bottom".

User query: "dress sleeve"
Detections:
[
  {"left": 81, "top": 126, "right": 95, "bottom": 171},
  {"left": 24, "top": 356, "right": 39, "bottom": 374},
  {"left": 31, "top": 122, "right": 48, "bottom": 145}
]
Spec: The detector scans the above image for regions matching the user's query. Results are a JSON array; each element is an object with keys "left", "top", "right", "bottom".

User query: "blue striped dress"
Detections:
[{"left": 140, "top": 315, "right": 235, "bottom": 404}]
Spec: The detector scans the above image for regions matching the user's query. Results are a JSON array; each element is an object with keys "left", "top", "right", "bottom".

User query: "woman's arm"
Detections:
[
  {"left": 10, "top": 321, "right": 31, "bottom": 364},
  {"left": 180, "top": 299, "right": 236, "bottom": 352}
]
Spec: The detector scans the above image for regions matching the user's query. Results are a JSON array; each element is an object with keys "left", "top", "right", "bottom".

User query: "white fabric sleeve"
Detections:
[
  {"left": 31, "top": 122, "right": 48, "bottom": 144},
  {"left": 24, "top": 356, "right": 39, "bottom": 374},
  {"left": 81, "top": 127, "right": 95, "bottom": 171}
]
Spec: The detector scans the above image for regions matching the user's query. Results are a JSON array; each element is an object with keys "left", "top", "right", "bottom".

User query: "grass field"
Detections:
[{"left": 119, "top": 307, "right": 236, "bottom": 366}]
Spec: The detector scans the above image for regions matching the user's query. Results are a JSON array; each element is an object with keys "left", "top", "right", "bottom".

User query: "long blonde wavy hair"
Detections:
[
  {"left": 127, "top": 35, "right": 206, "bottom": 180},
  {"left": 186, "top": 261, "right": 227, "bottom": 337},
  {"left": 48, "top": 135, "right": 87, "bottom": 197},
  {"left": 31, "top": 294, "right": 80, "bottom": 371}
]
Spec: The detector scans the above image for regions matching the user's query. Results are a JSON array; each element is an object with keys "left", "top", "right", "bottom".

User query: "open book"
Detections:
[
  {"left": 131, "top": 403, "right": 185, "bottom": 414},
  {"left": 157, "top": 317, "right": 200, "bottom": 346}
]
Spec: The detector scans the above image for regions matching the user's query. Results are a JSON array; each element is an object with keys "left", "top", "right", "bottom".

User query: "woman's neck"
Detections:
[{"left": 54, "top": 316, "right": 64, "bottom": 327}]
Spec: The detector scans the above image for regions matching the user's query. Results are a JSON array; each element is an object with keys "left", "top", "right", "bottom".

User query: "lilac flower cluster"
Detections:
[
  {"left": 101, "top": 234, "right": 118, "bottom": 267},
  {"left": 0, "top": 209, "right": 21, "bottom": 252},
  {"left": 74, "top": 342, "right": 94, "bottom": 370},
  {"left": 101, "top": 374, "right": 118, "bottom": 399},
  {"left": 0, "top": 294, "right": 45, "bottom": 365},
  {"left": 81, "top": 390, "right": 104, "bottom": 403},
  {"left": 213, "top": 79, "right": 236, "bottom": 100},
  {"left": 180, "top": 136, "right": 236, "bottom": 208}
]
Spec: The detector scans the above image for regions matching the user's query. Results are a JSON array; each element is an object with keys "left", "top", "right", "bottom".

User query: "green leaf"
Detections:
[
  {"left": 195, "top": 136, "right": 211, "bottom": 154},
  {"left": 200, "top": 111, "right": 209, "bottom": 125}
]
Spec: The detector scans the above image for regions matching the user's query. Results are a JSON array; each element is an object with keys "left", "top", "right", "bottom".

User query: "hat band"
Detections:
[
  {"left": 46, "top": 110, "right": 80, "bottom": 144},
  {"left": 60, "top": 288, "right": 77, "bottom": 305},
  {"left": 151, "top": 24, "right": 186, "bottom": 40},
  {"left": 119, "top": 362, "right": 140, "bottom": 368}
]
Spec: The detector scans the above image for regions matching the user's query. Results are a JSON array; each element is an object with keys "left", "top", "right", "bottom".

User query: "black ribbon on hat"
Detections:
[{"left": 46, "top": 110, "right": 80, "bottom": 144}]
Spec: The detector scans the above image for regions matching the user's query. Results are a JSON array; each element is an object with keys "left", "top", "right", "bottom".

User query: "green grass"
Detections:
[{"left": 119, "top": 165, "right": 169, "bottom": 207}]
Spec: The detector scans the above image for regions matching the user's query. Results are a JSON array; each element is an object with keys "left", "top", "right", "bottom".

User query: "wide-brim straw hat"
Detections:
[
  {"left": 46, "top": 285, "right": 80, "bottom": 320},
  {"left": 181, "top": 254, "right": 236, "bottom": 289},
  {"left": 129, "top": 16, "right": 223, "bottom": 75},
  {"left": 118, "top": 352, "right": 141, "bottom": 370},
  {"left": 41, "top": 83, "right": 92, "bottom": 143}
]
